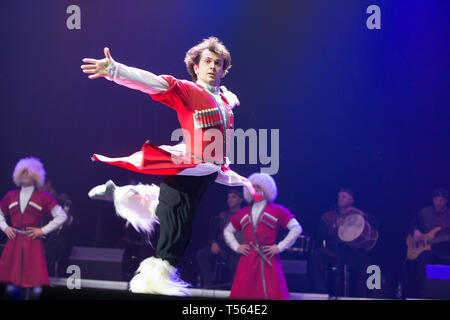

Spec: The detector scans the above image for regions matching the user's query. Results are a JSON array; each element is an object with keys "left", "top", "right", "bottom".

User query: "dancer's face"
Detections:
[
  {"left": 253, "top": 184, "right": 265, "bottom": 202},
  {"left": 194, "top": 50, "right": 224, "bottom": 86},
  {"left": 19, "top": 169, "right": 34, "bottom": 187}
]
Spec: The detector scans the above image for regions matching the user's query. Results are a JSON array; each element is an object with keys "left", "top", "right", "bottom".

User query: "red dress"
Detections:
[
  {"left": 229, "top": 203, "right": 294, "bottom": 300},
  {"left": 0, "top": 189, "right": 58, "bottom": 287}
]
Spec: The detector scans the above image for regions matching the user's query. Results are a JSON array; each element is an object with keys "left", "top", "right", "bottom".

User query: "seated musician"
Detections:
[
  {"left": 407, "top": 187, "right": 450, "bottom": 298},
  {"left": 195, "top": 189, "right": 244, "bottom": 289},
  {"left": 309, "top": 188, "right": 378, "bottom": 298}
]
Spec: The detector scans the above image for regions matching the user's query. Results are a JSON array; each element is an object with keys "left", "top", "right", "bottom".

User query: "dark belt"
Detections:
[
  {"left": 13, "top": 228, "right": 29, "bottom": 235},
  {"left": 249, "top": 241, "right": 273, "bottom": 266},
  {"left": 12, "top": 227, "right": 45, "bottom": 238}
]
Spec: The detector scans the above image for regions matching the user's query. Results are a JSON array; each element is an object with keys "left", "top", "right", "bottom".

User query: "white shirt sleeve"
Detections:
[
  {"left": 41, "top": 205, "right": 68, "bottom": 235},
  {"left": 105, "top": 60, "right": 170, "bottom": 95},
  {"left": 277, "top": 218, "right": 302, "bottom": 253},
  {"left": 0, "top": 208, "right": 9, "bottom": 232},
  {"left": 223, "top": 222, "right": 241, "bottom": 253}
]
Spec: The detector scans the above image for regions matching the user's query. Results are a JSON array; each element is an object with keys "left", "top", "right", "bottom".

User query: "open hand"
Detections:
[
  {"left": 81, "top": 47, "right": 113, "bottom": 79},
  {"left": 261, "top": 245, "right": 280, "bottom": 259},
  {"left": 4, "top": 227, "right": 16, "bottom": 240},
  {"left": 237, "top": 244, "right": 250, "bottom": 256},
  {"left": 26, "top": 227, "right": 44, "bottom": 240}
]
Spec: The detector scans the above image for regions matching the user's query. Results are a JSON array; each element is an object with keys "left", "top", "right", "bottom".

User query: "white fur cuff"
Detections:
[{"left": 129, "top": 257, "right": 191, "bottom": 296}]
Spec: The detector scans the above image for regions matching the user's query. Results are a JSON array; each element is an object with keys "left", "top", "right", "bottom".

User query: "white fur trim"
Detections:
[
  {"left": 243, "top": 172, "right": 278, "bottom": 203},
  {"left": 129, "top": 257, "right": 191, "bottom": 296},
  {"left": 12, "top": 157, "right": 46, "bottom": 188},
  {"left": 113, "top": 184, "right": 160, "bottom": 234}
]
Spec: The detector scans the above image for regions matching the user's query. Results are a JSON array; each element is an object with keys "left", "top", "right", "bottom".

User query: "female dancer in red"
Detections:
[{"left": 224, "top": 173, "right": 302, "bottom": 299}]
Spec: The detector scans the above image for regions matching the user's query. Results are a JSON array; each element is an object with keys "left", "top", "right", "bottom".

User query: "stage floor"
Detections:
[{"left": 47, "top": 277, "right": 389, "bottom": 300}]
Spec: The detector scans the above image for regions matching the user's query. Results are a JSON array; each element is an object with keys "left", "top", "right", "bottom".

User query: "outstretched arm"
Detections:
[{"left": 81, "top": 47, "right": 169, "bottom": 94}]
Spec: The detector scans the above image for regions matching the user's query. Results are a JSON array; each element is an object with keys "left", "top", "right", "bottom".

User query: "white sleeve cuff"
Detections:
[
  {"left": 277, "top": 218, "right": 302, "bottom": 253},
  {"left": 41, "top": 205, "right": 68, "bottom": 235},
  {"left": 0, "top": 208, "right": 9, "bottom": 232},
  {"left": 0, "top": 221, "right": 9, "bottom": 232},
  {"left": 105, "top": 59, "right": 118, "bottom": 80},
  {"left": 223, "top": 222, "right": 240, "bottom": 252}
]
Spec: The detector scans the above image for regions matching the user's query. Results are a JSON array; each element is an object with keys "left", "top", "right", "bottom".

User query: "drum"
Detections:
[{"left": 337, "top": 213, "right": 378, "bottom": 251}]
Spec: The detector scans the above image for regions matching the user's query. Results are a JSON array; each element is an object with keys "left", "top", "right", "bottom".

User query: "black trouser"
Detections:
[
  {"left": 309, "top": 246, "right": 370, "bottom": 297},
  {"left": 155, "top": 173, "right": 218, "bottom": 267},
  {"left": 196, "top": 245, "right": 240, "bottom": 287}
]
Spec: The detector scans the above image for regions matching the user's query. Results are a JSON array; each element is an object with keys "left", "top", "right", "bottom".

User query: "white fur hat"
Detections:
[
  {"left": 243, "top": 172, "right": 278, "bottom": 203},
  {"left": 12, "top": 157, "right": 46, "bottom": 188}
]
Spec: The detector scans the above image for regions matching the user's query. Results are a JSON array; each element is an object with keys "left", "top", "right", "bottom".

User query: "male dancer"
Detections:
[{"left": 81, "top": 37, "right": 259, "bottom": 295}]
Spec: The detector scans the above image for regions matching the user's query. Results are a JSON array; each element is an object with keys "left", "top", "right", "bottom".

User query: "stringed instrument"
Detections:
[{"left": 406, "top": 226, "right": 450, "bottom": 260}]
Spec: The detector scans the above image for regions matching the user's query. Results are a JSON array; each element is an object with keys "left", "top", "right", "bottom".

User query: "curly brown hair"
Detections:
[{"left": 184, "top": 36, "right": 232, "bottom": 81}]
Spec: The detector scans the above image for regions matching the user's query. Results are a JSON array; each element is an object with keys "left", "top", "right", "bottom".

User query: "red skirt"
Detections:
[
  {"left": 0, "top": 234, "right": 49, "bottom": 287},
  {"left": 230, "top": 250, "right": 290, "bottom": 300},
  {"left": 92, "top": 141, "right": 199, "bottom": 175},
  {"left": 92, "top": 141, "right": 260, "bottom": 198}
]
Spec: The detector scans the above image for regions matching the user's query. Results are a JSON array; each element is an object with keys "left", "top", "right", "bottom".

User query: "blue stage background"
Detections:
[{"left": 1, "top": 0, "right": 449, "bottom": 297}]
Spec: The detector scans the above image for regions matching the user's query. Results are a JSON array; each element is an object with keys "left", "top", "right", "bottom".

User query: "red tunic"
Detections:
[
  {"left": 93, "top": 75, "right": 234, "bottom": 173},
  {"left": 91, "top": 75, "right": 260, "bottom": 198},
  {"left": 0, "top": 189, "right": 58, "bottom": 287},
  {"left": 229, "top": 203, "right": 294, "bottom": 300}
]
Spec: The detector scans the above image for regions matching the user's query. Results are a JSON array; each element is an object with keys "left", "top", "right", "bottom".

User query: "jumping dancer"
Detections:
[{"left": 81, "top": 37, "right": 259, "bottom": 295}]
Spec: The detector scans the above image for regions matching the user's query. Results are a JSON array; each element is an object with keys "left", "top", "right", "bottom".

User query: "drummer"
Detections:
[{"left": 309, "top": 188, "right": 378, "bottom": 298}]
